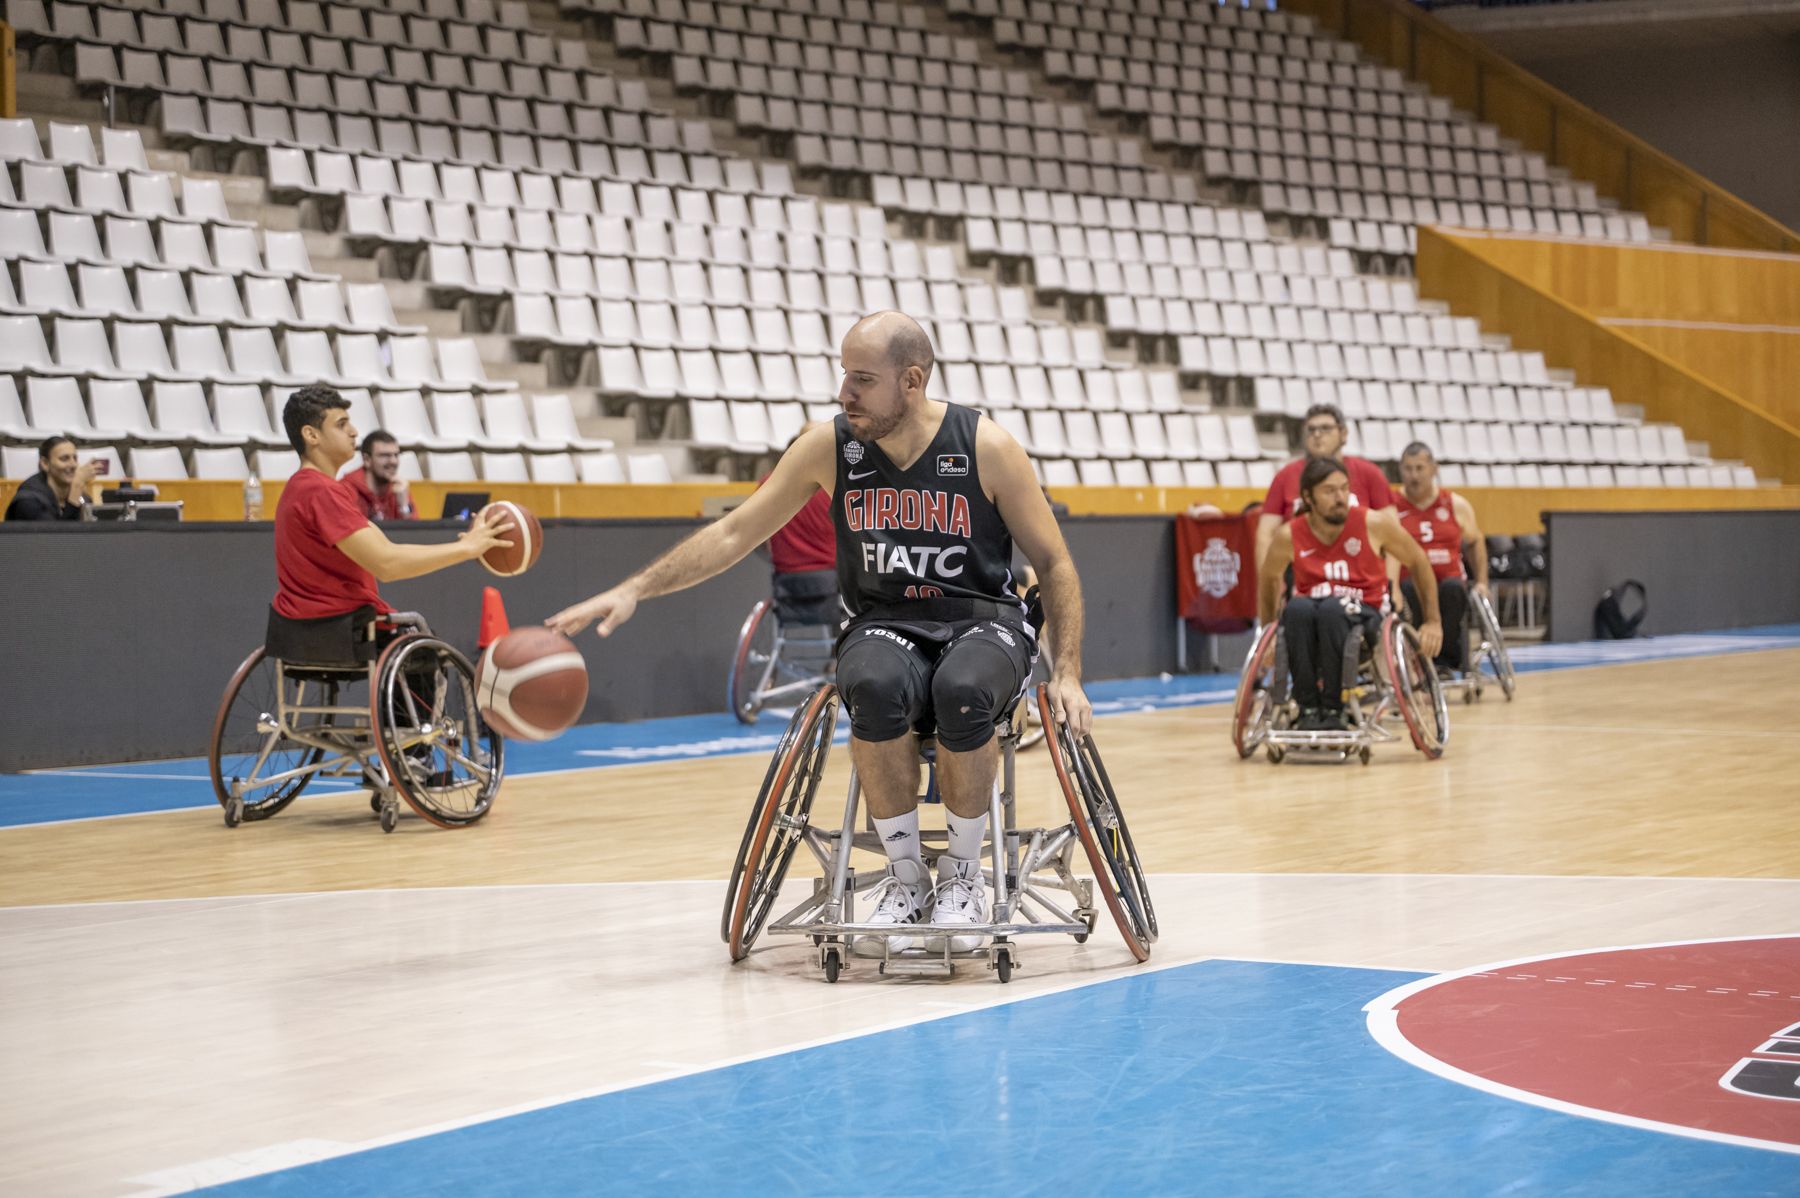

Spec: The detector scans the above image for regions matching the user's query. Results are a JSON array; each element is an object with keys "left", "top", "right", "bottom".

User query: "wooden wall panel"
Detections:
[
  {"left": 1417, "top": 228, "right": 1800, "bottom": 486},
  {"left": 1611, "top": 325, "right": 1800, "bottom": 431}
]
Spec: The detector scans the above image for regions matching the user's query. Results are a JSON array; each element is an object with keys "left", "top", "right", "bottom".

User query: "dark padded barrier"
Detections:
[
  {"left": 0, "top": 515, "right": 1193, "bottom": 769},
  {"left": 1545, "top": 509, "right": 1800, "bottom": 642}
]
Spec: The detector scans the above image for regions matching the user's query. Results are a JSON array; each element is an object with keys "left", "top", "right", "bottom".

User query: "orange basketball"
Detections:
[
  {"left": 476, "top": 626, "right": 589, "bottom": 742},
  {"left": 477, "top": 501, "right": 542, "bottom": 577}
]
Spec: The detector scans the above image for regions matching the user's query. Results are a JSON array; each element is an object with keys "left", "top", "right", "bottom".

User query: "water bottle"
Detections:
[{"left": 243, "top": 474, "right": 263, "bottom": 522}]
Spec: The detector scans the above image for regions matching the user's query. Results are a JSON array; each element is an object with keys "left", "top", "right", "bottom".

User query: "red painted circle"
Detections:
[{"left": 1386, "top": 937, "right": 1800, "bottom": 1149}]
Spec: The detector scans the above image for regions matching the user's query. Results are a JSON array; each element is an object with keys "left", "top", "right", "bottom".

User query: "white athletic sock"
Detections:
[
  {"left": 873, "top": 811, "right": 925, "bottom": 881},
  {"left": 945, "top": 809, "right": 988, "bottom": 863}
]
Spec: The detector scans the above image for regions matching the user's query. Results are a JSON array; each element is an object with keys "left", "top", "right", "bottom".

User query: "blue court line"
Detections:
[
  {"left": 197, "top": 958, "right": 1791, "bottom": 1196},
  {"left": 5, "top": 623, "right": 1798, "bottom": 829}
]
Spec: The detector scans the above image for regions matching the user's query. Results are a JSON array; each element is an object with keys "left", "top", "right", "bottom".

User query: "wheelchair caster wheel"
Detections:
[
  {"left": 1359, "top": 746, "right": 1372, "bottom": 765},
  {"left": 821, "top": 946, "right": 842, "bottom": 983},
  {"left": 1266, "top": 744, "right": 1285, "bottom": 764},
  {"left": 379, "top": 804, "right": 398, "bottom": 833},
  {"left": 370, "top": 793, "right": 384, "bottom": 817},
  {"left": 1463, "top": 687, "right": 1475, "bottom": 705},
  {"left": 1073, "top": 933, "right": 1088, "bottom": 944},
  {"left": 993, "top": 945, "right": 1014, "bottom": 983},
  {"left": 223, "top": 795, "right": 243, "bottom": 828}
]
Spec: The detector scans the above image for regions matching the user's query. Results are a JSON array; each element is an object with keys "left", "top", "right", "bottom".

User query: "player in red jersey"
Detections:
[
  {"left": 1259, "top": 457, "right": 1442, "bottom": 731},
  {"left": 1395, "top": 442, "right": 1489, "bottom": 675},
  {"left": 1254, "top": 403, "right": 1394, "bottom": 570},
  {"left": 762, "top": 426, "right": 839, "bottom": 626}
]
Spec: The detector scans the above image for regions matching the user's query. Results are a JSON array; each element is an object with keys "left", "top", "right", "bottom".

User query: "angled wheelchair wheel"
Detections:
[
  {"left": 1382, "top": 619, "right": 1449, "bottom": 760},
  {"left": 723, "top": 685, "right": 839, "bottom": 961},
  {"left": 727, "top": 599, "right": 778, "bottom": 724},
  {"left": 371, "top": 634, "right": 503, "bottom": 828},
  {"left": 209, "top": 647, "right": 330, "bottom": 823},
  {"left": 1232, "top": 622, "right": 1282, "bottom": 759},
  {"left": 1472, "top": 589, "right": 1516, "bottom": 700},
  {"left": 1041, "top": 686, "right": 1156, "bottom": 962}
]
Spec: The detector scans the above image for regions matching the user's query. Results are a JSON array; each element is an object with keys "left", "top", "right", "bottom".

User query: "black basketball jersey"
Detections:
[{"left": 832, "top": 404, "right": 1024, "bottom": 621}]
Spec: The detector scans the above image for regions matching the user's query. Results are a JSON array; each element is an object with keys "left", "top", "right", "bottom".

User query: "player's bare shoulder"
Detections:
[
  {"left": 974, "top": 409, "right": 1031, "bottom": 499},
  {"left": 781, "top": 419, "right": 840, "bottom": 491}
]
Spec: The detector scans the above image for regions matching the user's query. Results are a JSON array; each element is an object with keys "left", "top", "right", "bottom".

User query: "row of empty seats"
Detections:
[
  {"left": 3, "top": 372, "right": 610, "bottom": 454},
  {"left": 0, "top": 440, "right": 672, "bottom": 483},
  {"left": 1, "top": 316, "right": 512, "bottom": 392}
]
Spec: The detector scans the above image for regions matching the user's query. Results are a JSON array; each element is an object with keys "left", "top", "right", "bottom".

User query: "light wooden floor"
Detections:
[
  {"left": 3, "top": 647, "right": 1798, "bottom": 908},
  {"left": 4, "top": 649, "right": 1800, "bottom": 1195}
]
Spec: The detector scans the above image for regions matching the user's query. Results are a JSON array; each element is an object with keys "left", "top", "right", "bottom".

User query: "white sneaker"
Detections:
[
  {"left": 852, "top": 858, "right": 930, "bottom": 957},
  {"left": 931, "top": 856, "right": 989, "bottom": 953}
]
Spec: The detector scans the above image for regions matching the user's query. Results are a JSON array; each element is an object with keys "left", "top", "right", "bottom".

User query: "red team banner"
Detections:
[{"left": 1174, "top": 509, "right": 1259, "bottom": 632}]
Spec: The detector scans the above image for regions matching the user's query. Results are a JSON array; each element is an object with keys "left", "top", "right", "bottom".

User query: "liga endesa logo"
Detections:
[{"left": 1366, "top": 936, "right": 1800, "bottom": 1153}]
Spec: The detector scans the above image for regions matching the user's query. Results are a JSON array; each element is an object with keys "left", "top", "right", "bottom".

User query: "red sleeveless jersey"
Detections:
[
  {"left": 1394, "top": 487, "right": 1465, "bottom": 581},
  {"left": 1290, "top": 506, "right": 1388, "bottom": 608}
]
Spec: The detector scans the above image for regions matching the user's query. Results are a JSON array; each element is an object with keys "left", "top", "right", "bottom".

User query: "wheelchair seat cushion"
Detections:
[{"left": 264, "top": 604, "right": 379, "bottom": 668}]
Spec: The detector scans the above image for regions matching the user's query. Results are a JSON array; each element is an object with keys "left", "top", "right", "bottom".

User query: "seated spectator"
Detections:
[
  {"left": 4, "top": 435, "right": 98, "bottom": 522},
  {"left": 342, "top": 430, "right": 416, "bottom": 522}
]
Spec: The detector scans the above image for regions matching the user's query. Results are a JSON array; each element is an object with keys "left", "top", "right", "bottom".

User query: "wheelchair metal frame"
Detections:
[
  {"left": 727, "top": 598, "right": 838, "bottom": 723},
  {"left": 210, "top": 613, "right": 502, "bottom": 832},
  {"left": 727, "top": 684, "right": 1155, "bottom": 983},
  {"left": 1443, "top": 587, "right": 1518, "bottom": 704}
]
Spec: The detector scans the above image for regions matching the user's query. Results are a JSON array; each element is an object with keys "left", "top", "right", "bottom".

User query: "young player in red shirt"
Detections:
[
  {"left": 274, "top": 386, "right": 511, "bottom": 625},
  {"left": 1255, "top": 403, "right": 1394, "bottom": 571},
  {"left": 1394, "top": 441, "right": 1490, "bottom": 675},
  {"left": 1259, "top": 457, "right": 1442, "bottom": 731}
]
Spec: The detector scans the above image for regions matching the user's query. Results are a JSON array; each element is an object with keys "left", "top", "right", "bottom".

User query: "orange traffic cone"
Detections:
[{"left": 478, "top": 585, "right": 511, "bottom": 649}]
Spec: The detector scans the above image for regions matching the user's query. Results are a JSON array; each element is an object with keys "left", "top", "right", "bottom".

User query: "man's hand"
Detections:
[
  {"left": 1472, "top": 581, "right": 1491, "bottom": 603},
  {"left": 1047, "top": 674, "right": 1092, "bottom": 739},
  {"left": 1419, "top": 620, "right": 1444, "bottom": 661},
  {"left": 457, "top": 505, "right": 514, "bottom": 560},
  {"left": 548, "top": 586, "right": 639, "bottom": 639}
]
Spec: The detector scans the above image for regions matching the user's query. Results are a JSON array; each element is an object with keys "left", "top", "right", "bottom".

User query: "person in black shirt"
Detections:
[
  {"left": 551, "top": 311, "right": 1091, "bottom": 957},
  {"left": 4, "top": 435, "right": 98, "bottom": 522}
]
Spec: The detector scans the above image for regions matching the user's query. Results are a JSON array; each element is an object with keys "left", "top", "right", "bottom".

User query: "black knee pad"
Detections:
[
  {"left": 930, "top": 627, "right": 1029, "bottom": 753},
  {"left": 835, "top": 626, "right": 929, "bottom": 743}
]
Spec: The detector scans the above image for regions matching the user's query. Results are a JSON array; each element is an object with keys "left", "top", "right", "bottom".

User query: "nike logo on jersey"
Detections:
[
  {"left": 1298, "top": 548, "right": 1316, "bottom": 556},
  {"left": 848, "top": 469, "right": 876, "bottom": 481}
]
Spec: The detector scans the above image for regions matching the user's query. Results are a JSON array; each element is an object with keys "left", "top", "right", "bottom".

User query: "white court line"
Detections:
[
  {"left": 1364, "top": 932, "right": 1800, "bottom": 1158},
  {"left": 124, "top": 943, "right": 1240, "bottom": 1197},
  {"left": 6, "top": 872, "right": 1796, "bottom": 916}
]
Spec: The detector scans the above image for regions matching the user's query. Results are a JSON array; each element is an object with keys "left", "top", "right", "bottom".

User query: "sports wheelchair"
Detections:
[
  {"left": 1232, "top": 610, "right": 1449, "bottom": 765},
  {"left": 721, "top": 683, "right": 1156, "bottom": 983},
  {"left": 209, "top": 608, "right": 503, "bottom": 832},
  {"left": 1446, "top": 587, "right": 1517, "bottom": 704},
  {"left": 727, "top": 571, "right": 842, "bottom": 723}
]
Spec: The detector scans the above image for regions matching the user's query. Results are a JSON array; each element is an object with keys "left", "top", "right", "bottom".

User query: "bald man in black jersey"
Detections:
[{"left": 552, "top": 311, "right": 1090, "bottom": 957}]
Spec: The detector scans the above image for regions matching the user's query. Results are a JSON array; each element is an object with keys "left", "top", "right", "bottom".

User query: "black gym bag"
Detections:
[{"left": 1594, "top": 581, "right": 1648, "bottom": 640}]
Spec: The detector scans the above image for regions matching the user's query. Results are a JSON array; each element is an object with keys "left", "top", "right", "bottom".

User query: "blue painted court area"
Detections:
[
  {"left": 5, "top": 624, "right": 1798, "bottom": 829},
  {"left": 200, "top": 958, "right": 1790, "bottom": 1196}
]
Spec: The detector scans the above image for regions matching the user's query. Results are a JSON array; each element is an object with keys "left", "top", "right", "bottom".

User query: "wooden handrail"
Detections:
[
  {"left": 1279, "top": 0, "right": 1799, "bottom": 254},
  {"left": 2, "top": 24, "right": 16, "bottom": 121}
]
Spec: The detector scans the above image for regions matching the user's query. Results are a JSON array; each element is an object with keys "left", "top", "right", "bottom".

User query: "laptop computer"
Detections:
[{"left": 440, "top": 491, "right": 490, "bottom": 521}]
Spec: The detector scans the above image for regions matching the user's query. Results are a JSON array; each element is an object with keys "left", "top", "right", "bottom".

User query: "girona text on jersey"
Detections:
[{"left": 840, "top": 487, "right": 973, "bottom": 537}]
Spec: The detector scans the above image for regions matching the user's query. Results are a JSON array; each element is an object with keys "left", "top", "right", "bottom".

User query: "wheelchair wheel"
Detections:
[
  {"left": 209, "top": 647, "right": 330, "bottom": 823},
  {"left": 1010, "top": 647, "right": 1053, "bottom": 750},
  {"left": 371, "top": 634, "right": 503, "bottom": 828},
  {"left": 1232, "top": 622, "right": 1281, "bottom": 759},
  {"left": 727, "top": 599, "right": 779, "bottom": 724},
  {"left": 723, "top": 685, "right": 839, "bottom": 961},
  {"left": 1382, "top": 620, "right": 1449, "bottom": 760},
  {"left": 1471, "top": 589, "right": 1516, "bottom": 701},
  {"left": 1041, "top": 686, "right": 1157, "bottom": 962}
]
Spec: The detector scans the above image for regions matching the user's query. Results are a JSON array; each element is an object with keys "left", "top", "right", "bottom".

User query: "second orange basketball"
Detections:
[{"left": 477, "top": 501, "right": 543, "bottom": 577}]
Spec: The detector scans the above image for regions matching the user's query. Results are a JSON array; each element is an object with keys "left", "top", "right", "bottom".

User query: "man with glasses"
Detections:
[{"left": 1254, "top": 403, "right": 1394, "bottom": 570}]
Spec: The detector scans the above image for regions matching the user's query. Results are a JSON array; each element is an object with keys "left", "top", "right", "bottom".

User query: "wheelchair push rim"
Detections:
[
  {"left": 727, "top": 599, "right": 779, "bottom": 724},
  {"left": 1232, "top": 622, "right": 1282, "bottom": 759},
  {"left": 1040, "top": 686, "right": 1157, "bottom": 962},
  {"left": 723, "top": 685, "right": 839, "bottom": 961},
  {"left": 209, "top": 646, "right": 330, "bottom": 821},
  {"left": 1383, "top": 620, "right": 1449, "bottom": 760},
  {"left": 370, "top": 634, "right": 503, "bottom": 828},
  {"left": 1473, "top": 589, "right": 1516, "bottom": 700}
]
